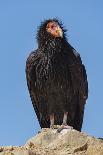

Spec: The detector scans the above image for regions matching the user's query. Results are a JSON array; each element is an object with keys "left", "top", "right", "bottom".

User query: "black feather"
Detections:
[{"left": 26, "top": 19, "right": 88, "bottom": 131}]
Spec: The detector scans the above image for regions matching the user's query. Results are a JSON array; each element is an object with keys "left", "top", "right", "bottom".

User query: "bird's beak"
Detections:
[{"left": 56, "top": 27, "right": 63, "bottom": 38}]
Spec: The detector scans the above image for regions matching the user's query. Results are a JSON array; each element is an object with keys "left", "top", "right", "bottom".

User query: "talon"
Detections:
[
  {"left": 50, "top": 124, "right": 55, "bottom": 129},
  {"left": 57, "top": 124, "right": 73, "bottom": 133},
  {"left": 63, "top": 125, "right": 73, "bottom": 130},
  {"left": 57, "top": 126, "right": 63, "bottom": 133}
]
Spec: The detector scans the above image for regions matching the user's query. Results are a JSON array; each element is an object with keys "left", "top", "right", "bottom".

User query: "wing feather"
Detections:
[
  {"left": 69, "top": 49, "right": 88, "bottom": 130},
  {"left": 26, "top": 50, "right": 50, "bottom": 128},
  {"left": 26, "top": 50, "right": 41, "bottom": 124},
  {"left": 70, "top": 48, "right": 88, "bottom": 100}
]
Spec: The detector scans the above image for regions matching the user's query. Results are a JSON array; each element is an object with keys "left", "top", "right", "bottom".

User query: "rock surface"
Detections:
[{"left": 0, "top": 127, "right": 103, "bottom": 155}]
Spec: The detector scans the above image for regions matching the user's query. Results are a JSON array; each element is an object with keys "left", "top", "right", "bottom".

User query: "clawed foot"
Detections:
[
  {"left": 50, "top": 125, "right": 60, "bottom": 129},
  {"left": 57, "top": 124, "right": 73, "bottom": 133},
  {"left": 50, "top": 124, "right": 55, "bottom": 129}
]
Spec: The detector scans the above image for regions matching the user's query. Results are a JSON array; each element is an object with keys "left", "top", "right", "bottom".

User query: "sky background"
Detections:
[{"left": 0, "top": 0, "right": 103, "bottom": 146}]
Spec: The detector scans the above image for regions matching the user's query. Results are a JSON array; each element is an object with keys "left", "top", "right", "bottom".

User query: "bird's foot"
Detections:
[
  {"left": 57, "top": 124, "right": 73, "bottom": 133},
  {"left": 50, "top": 124, "right": 55, "bottom": 129},
  {"left": 50, "top": 125, "right": 60, "bottom": 129}
]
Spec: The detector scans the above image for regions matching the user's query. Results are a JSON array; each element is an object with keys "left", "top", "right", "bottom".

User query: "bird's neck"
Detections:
[{"left": 38, "top": 38, "right": 64, "bottom": 56}]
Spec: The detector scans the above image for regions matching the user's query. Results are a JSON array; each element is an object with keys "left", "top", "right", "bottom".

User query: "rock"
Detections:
[{"left": 0, "top": 127, "right": 103, "bottom": 155}]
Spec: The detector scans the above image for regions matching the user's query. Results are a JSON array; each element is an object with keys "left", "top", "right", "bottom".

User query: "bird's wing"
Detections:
[
  {"left": 74, "top": 63, "right": 88, "bottom": 131},
  {"left": 69, "top": 49, "right": 88, "bottom": 131},
  {"left": 80, "top": 64, "right": 88, "bottom": 100},
  {"left": 26, "top": 50, "right": 41, "bottom": 125},
  {"left": 26, "top": 50, "right": 50, "bottom": 128},
  {"left": 71, "top": 48, "right": 88, "bottom": 100}
]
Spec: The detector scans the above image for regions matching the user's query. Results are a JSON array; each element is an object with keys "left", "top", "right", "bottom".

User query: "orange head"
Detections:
[{"left": 46, "top": 21, "right": 63, "bottom": 38}]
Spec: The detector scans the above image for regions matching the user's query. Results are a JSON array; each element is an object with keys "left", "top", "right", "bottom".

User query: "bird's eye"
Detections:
[{"left": 51, "top": 24, "right": 56, "bottom": 29}]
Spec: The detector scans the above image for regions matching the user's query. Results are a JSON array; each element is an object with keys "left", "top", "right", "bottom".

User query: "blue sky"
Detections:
[{"left": 0, "top": 0, "right": 103, "bottom": 145}]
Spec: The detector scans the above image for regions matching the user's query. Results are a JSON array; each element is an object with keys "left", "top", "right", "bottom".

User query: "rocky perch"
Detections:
[{"left": 0, "top": 127, "right": 103, "bottom": 155}]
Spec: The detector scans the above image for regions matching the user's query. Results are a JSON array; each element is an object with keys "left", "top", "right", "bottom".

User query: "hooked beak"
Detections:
[{"left": 56, "top": 26, "right": 63, "bottom": 38}]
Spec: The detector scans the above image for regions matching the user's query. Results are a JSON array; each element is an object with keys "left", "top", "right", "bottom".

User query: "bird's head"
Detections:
[
  {"left": 37, "top": 18, "right": 67, "bottom": 46},
  {"left": 46, "top": 21, "right": 63, "bottom": 38}
]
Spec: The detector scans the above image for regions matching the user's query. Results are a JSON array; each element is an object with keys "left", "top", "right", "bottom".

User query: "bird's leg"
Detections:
[
  {"left": 50, "top": 113, "right": 54, "bottom": 129},
  {"left": 62, "top": 112, "right": 68, "bottom": 125},
  {"left": 57, "top": 112, "right": 73, "bottom": 133}
]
